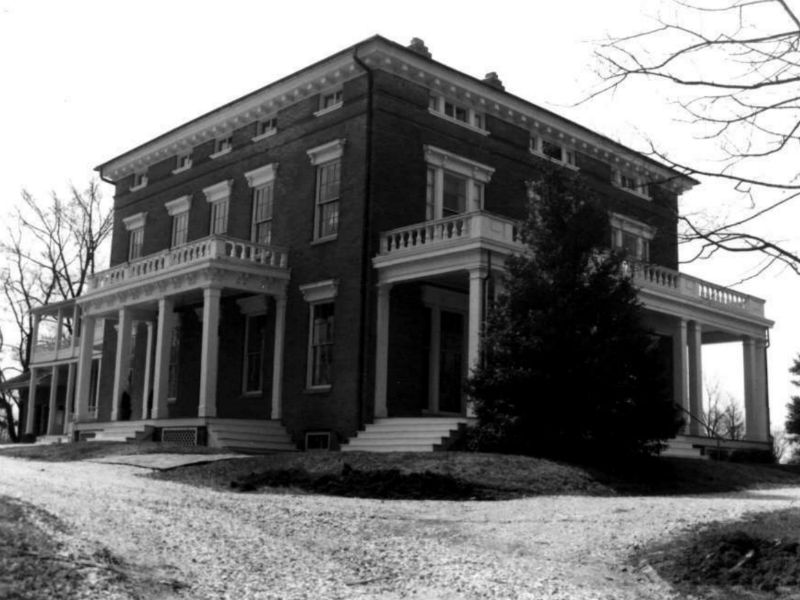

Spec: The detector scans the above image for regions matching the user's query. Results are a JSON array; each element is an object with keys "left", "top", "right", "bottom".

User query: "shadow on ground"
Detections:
[{"left": 637, "top": 508, "right": 800, "bottom": 599}]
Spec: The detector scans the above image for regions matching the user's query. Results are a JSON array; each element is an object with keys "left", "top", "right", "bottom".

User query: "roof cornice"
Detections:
[{"left": 97, "top": 35, "right": 697, "bottom": 192}]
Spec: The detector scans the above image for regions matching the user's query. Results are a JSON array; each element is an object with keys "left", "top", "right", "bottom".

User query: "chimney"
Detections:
[
  {"left": 482, "top": 72, "right": 505, "bottom": 91},
  {"left": 407, "top": 37, "right": 432, "bottom": 59}
]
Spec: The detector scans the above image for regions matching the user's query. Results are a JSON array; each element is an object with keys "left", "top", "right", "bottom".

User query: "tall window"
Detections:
[
  {"left": 610, "top": 213, "right": 655, "bottom": 262},
  {"left": 309, "top": 302, "right": 334, "bottom": 387},
  {"left": 210, "top": 199, "right": 229, "bottom": 235},
  {"left": 171, "top": 212, "right": 189, "bottom": 247},
  {"left": 122, "top": 212, "right": 147, "bottom": 261},
  {"left": 128, "top": 227, "right": 144, "bottom": 260},
  {"left": 202, "top": 180, "right": 232, "bottom": 236},
  {"left": 424, "top": 145, "right": 493, "bottom": 220},
  {"left": 252, "top": 183, "right": 273, "bottom": 244},
  {"left": 167, "top": 325, "right": 180, "bottom": 401},
  {"left": 243, "top": 314, "right": 266, "bottom": 393},
  {"left": 315, "top": 160, "right": 340, "bottom": 239},
  {"left": 300, "top": 279, "right": 338, "bottom": 390}
]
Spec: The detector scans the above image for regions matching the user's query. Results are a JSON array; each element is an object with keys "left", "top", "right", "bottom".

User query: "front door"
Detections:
[{"left": 438, "top": 310, "right": 465, "bottom": 413}]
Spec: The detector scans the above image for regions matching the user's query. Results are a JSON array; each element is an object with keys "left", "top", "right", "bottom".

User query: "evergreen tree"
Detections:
[
  {"left": 468, "top": 165, "right": 682, "bottom": 459},
  {"left": 784, "top": 355, "right": 800, "bottom": 444}
]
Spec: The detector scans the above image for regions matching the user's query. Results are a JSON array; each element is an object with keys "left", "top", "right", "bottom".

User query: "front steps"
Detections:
[
  {"left": 661, "top": 436, "right": 708, "bottom": 459},
  {"left": 207, "top": 419, "right": 296, "bottom": 453},
  {"left": 83, "top": 422, "right": 154, "bottom": 443},
  {"left": 341, "top": 417, "right": 468, "bottom": 452}
]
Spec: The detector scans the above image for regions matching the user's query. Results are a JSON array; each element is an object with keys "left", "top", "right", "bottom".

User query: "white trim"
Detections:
[
  {"left": 165, "top": 195, "right": 192, "bottom": 216},
  {"left": 307, "top": 139, "right": 346, "bottom": 166},
  {"left": 202, "top": 180, "right": 232, "bottom": 204},
  {"left": 209, "top": 146, "right": 231, "bottom": 160},
  {"left": 252, "top": 129, "right": 277, "bottom": 142},
  {"left": 244, "top": 163, "right": 278, "bottom": 188},
  {"left": 613, "top": 169, "right": 652, "bottom": 200},
  {"left": 129, "top": 179, "right": 148, "bottom": 192},
  {"left": 122, "top": 212, "right": 147, "bottom": 231},
  {"left": 610, "top": 213, "right": 656, "bottom": 240},
  {"left": 428, "top": 108, "right": 490, "bottom": 136},
  {"left": 299, "top": 279, "right": 338, "bottom": 303},
  {"left": 171, "top": 164, "right": 191, "bottom": 175},
  {"left": 314, "top": 103, "right": 343, "bottom": 118},
  {"left": 423, "top": 145, "right": 494, "bottom": 183}
]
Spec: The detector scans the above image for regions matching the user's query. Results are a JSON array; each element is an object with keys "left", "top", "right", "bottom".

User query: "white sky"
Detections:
[{"left": 1, "top": 0, "right": 797, "bottom": 430}]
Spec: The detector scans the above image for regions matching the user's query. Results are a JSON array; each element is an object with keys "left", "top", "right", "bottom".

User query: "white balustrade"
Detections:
[{"left": 88, "top": 236, "right": 289, "bottom": 291}]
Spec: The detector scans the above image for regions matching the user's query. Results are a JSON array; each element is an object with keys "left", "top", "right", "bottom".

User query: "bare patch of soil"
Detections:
[{"left": 639, "top": 508, "right": 800, "bottom": 599}]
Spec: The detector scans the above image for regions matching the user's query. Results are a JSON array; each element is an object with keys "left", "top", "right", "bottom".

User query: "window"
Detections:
[
  {"left": 610, "top": 213, "right": 655, "bottom": 262},
  {"left": 614, "top": 169, "right": 651, "bottom": 199},
  {"left": 173, "top": 151, "right": 192, "bottom": 174},
  {"left": 244, "top": 163, "right": 278, "bottom": 245},
  {"left": 530, "top": 135, "right": 577, "bottom": 168},
  {"left": 309, "top": 303, "right": 334, "bottom": 388},
  {"left": 251, "top": 184, "right": 273, "bottom": 244},
  {"left": 167, "top": 325, "right": 180, "bottom": 401},
  {"left": 202, "top": 180, "right": 232, "bottom": 235},
  {"left": 253, "top": 117, "right": 278, "bottom": 141},
  {"left": 424, "top": 145, "right": 493, "bottom": 220},
  {"left": 306, "top": 140, "right": 345, "bottom": 241},
  {"left": 428, "top": 94, "right": 487, "bottom": 132},
  {"left": 243, "top": 314, "right": 266, "bottom": 394},
  {"left": 210, "top": 135, "right": 232, "bottom": 158},
  {"left": 130, "top": 171, "right": 148, "bottom": 191},
  {"left": 122, "top": 212, "right": 147, "bottom": 261},
  {"left": 300, "top": 279, "right": 338, "bottom": 390},
  {"left": 315, "top": 89, "right": 343, "bottom": 116},
  {"left": 315, "top": 161, "right": 340, "bottom": 239},
  {"left": 165, "top": 195, "right": 191, "bottom": 248},
  {"left": 88, "top": 358, "right": 101, "bottom": 416}
]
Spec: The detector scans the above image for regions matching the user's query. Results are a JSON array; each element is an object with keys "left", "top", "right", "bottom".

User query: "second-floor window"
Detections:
[
  {"left": 610, "top": 213, "right": 655, "bottom": 262},
  {"left": 122, "top": 212, "right": 147, "bottom": 261},
  {"left": 171, "top": 212, "right": 189, "bottom": 247},
  {"left": 315, "top": 160, "right": 340, "bottom": 239},
  {"left": 252, "top": 183, "right": 273, "bottom": 245},
  {"left": 128, "top": 227, "right": 144, "bottom": 260},
  {"left": 202, "top": 180, "right": 232, "bottom": 236},
  {"left": 424, "top": 145, "right": 493, "bottom": 220}
]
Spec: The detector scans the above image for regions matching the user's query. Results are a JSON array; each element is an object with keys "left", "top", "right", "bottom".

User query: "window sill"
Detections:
[
  {"left": 304, "top": 385, "right": 332, "bottom": 394},
  {"left": 129, "top": 182, "right": 147, "bottom": 192},
  {"left": 428, "top": 108, "right": 489, "bottom": 136},
  {"left": 171, "top": 164, "right": 191, "bottom": 175},
  {"left": 209, "top": 147, "right": 232, "bottom": 160},
  {"left": 314, "top": 102, "right": 343, "bottom": 118},
  {"left": 252, "top": 130, "right": 277, "bottom": 142},
  {"left": 310, "top": 235, "right": 338, "bottom": 246},
  {"left": 529, "top": 150, "right": 579, "bottom": 171},
  {"left": 612, "top": 183, "right": 651, "bottom": 201}
]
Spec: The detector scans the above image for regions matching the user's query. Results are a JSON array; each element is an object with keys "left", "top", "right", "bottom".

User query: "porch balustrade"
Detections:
[{"left": 89, "top": 236, "right": 289, "bottom": 291}]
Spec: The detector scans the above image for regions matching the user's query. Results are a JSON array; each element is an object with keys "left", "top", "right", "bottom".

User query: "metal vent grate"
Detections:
[
  {"left": 161, "top": 427, "right": 198, "bottom": 446},
  {"left": 78, "top": 431, "right": 96, "bottom": 442}
]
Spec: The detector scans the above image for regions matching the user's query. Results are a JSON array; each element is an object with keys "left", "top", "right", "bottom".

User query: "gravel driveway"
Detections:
[{"left": 2, "top": 455, "right": 800, "bottom": 599}]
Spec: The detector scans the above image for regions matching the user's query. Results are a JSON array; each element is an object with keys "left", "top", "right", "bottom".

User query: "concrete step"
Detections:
[
  {"left": 341, "top": 417, "right": 467, "bottom": 453},
  {"left": 208, "top": 420, "right": 296, "bottom": 453}
]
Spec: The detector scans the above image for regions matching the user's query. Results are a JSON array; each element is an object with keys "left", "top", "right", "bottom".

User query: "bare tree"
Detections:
[
  {"left": 0, "top": 181, "right": 112, "bottom": 441},
  {"left": 592, "top": 0, "right": 800, "bottom": 276},
  {"left": 703, "top": 378, "right": 745, "bottom": 440}
]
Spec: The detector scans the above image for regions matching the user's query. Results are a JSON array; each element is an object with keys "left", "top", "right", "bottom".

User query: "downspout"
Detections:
[
  {"left": 765, "top": 328, "right": 772, "bottom": 447},
  {"left": 352, "top": 45, "right": 374, "bottom": 431}
]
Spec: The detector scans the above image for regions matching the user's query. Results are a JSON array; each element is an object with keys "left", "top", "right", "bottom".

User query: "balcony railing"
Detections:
[
  {"left": 379, "top": 211, "right": 523, "bottom": 256},
  {"left": 89, "top": 236, "right": 289, "bottom": 291},
  {"left": 632, "top": 263, "right": 766, "bottom": 318}
]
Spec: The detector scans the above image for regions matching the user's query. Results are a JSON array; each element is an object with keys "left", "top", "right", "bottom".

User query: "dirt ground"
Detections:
[{"left": 3, "top": 454, "right": 800, "bottom": 599}]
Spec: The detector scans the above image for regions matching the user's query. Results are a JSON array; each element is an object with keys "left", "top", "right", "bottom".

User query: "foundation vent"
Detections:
[{"left": 161, "top": 427, "right": 198, "bottom": 446}]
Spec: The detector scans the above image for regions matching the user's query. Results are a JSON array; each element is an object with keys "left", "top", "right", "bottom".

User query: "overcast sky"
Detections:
[{"left": 1, "top": 0, "right": 798, "bottom": 430}]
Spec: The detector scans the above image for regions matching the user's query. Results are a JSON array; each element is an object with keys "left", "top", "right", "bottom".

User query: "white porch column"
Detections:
[
  {"left": 743, "top": 336, "right": 770, "bottom": 441},
  {"left": 55, "top": 308, "right": 64, "bottom": 351},
  {"left": 427, "top": 305, "right": 441, "bottom": 413},
  {"left": 152, "top": 297, "right": 175, "bottom": 420},
  {"left": 374, "top": 283, "right": 392, "bottom": 419},
  {"left": 141, "top": 321, "right": 155, "bottom": 420},
  {"left": 467, "top": 267, "right": 487, "bottom": 418},
  {"left": 271, "top": 294, "right": 287, "bottom": 420},
  {"left": 198, "top": 287, "right": 221, "bottom": 418},
  {"left": 25, "top": 367, "right": 38, "bottom": 436},
  {"left": 687, "top": 321, "right": 703, "bottom": 436},
  {"left": 74, "top": 314, "right": 96, "bottom": 421},
  {"left": 46, "top": 364, "right": 60, "bottom": 435},
  {"left": 673, "top": 318, "right": 689, "bottom": 432},
  {"left": 62, "top": 362, "right": 76, "bottom": 435},
  {"left": 111, "top": 308, "right": 133, "bottom": 421}
]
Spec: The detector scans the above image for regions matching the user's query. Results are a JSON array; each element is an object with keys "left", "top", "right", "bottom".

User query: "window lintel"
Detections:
[
  {"left": 299, "top": 279, "right": 339, "bottom": 303},
  {"left": 165, "top": 195, "right": 192, "bottom": 216},
  {"left": 423, "top": 145, "right": 494, "bottom": 183},
  {"left": 307, "top": 139, "right": 346, "bottom": 166},
  {"left": 202, "top": 180, "right": 232, "bottom": 204},
  {"left": 610, "top": 213, "right": 656, "bottom": 240},
  {"left": 244, "top": 163, "right": 279, "bottom": 188},
  {"left": 122, "top": 212, "right": 147, "bottom": 231}
]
